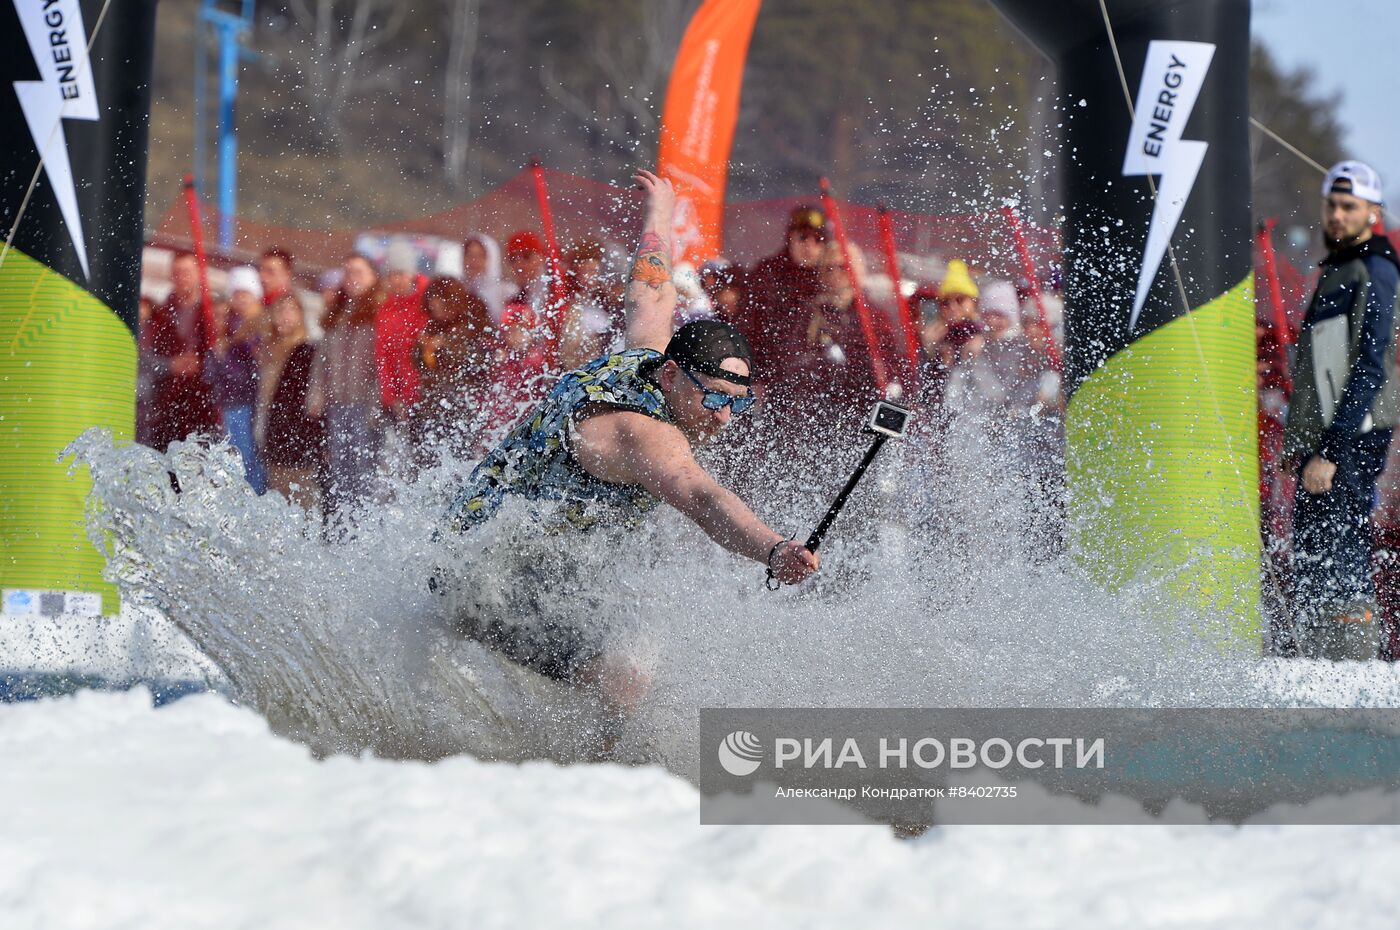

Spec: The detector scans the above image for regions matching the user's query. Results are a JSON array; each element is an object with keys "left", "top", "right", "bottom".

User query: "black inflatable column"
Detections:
[
  {"left": 993, "top": 0, "right": 1257, "bottom": 646},
  {"left": 0, "top": 1, "right": 160, "bottom": 617}
]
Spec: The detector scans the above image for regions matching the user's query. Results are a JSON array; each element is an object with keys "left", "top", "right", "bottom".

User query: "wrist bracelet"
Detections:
[{"left": 764, "top": 538, "right": 788, "bottom": 591}]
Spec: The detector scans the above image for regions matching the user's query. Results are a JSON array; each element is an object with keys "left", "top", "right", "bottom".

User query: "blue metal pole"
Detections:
[
  {"left": 216, "top": 20, "right": 239, "bottom": 250},
  {"left": 193, "top": 2, "right": 208, "bottom": 196}
]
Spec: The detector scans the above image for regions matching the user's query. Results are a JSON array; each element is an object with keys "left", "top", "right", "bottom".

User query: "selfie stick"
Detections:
[
  {"left": 768, "top": 402, "right": 909, "bottom": 589},
  {"left": 806, "top": 433, "right": 888, "bottom": 553},
  {"left": 805, "top": 400, "right": 912, "bottom": 553}
]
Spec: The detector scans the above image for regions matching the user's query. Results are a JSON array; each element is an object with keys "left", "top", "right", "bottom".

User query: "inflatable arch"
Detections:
[
  {"left": 0, "top": 1, "right": 1257, "bottom": 645},
  {"left": 992, "top": 0, "right": 1256, "bottom": 644}
]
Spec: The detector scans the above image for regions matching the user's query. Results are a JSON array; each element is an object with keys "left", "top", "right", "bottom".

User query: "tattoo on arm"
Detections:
[{"left": 630, "top": 232, "right": 672, "bottom": 291}]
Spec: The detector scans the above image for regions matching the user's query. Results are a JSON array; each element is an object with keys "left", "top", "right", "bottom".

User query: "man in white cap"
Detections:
[{"left": 1284, "top": 160, "right": 1400, "bottom": 659}]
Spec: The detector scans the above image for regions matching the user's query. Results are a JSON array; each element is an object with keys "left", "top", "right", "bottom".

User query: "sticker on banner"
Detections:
[{"left": 3, "top": 589, "right": 39, "bottom": 615}]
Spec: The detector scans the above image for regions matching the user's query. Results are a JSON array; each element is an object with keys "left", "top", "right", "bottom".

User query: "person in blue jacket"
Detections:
[{"left": 1284, "top": 161, "right": 1400, "bottom": 659}]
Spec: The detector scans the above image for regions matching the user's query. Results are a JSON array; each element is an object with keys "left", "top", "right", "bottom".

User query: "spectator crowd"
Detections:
[
  {"left": 137, "top": 204, "right": 1067, "bottom": 535},
  {"left": 133, "top": 158, "right": 1400, "bottom": 664}
]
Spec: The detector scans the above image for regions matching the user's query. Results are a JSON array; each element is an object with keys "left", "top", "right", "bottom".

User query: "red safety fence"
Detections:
[
  {"left": 149, "top": 166, "right": 1062, "bottom": 288},
  {"left": 151, "top": 166, "right": 1396, "bottom": 362}
]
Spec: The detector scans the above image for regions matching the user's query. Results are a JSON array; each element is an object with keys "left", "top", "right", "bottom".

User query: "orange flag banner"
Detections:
[{"left": 656, "top": 0, "right": 763, "bottom": 268}]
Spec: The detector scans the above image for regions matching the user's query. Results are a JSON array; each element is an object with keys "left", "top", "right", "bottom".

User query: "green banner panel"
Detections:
[{"left": 1066, "top": 275, "right": 1260, "bottom": 648}]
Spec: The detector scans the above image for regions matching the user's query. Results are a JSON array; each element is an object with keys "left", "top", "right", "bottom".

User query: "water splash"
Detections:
[
  {"left": 65, "top": 409, "right": 1400, "bottom": 773},
  {"left": 68, "top": 430, "right": 612, "bottom": 762}
]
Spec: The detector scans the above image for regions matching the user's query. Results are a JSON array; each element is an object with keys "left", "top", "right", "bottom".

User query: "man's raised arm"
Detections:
[{"left": 624, "top": 170, "right": 679, "bottom": 353}]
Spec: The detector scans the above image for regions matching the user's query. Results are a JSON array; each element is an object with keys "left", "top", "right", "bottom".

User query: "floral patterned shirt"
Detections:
[{"left": 443, "top": 348, "right": 672, "bottom": 532}]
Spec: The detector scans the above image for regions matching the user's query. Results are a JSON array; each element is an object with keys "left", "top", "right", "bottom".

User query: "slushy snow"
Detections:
[
  {"left": 4, "top": 687, "right": 1400, "bottom": 929},
  {"left": 7, "top": 426, "right": 1400, "bottom": 927}
]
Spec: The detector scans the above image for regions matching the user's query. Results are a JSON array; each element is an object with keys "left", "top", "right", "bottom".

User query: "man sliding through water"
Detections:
[{"left": 438, "top": 169, "right": 820, "bottom": 720}]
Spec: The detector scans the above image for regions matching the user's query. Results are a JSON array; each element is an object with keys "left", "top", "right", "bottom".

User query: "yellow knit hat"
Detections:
[{"left": 939, "top": 259, "right": 979, "bottom": 300}]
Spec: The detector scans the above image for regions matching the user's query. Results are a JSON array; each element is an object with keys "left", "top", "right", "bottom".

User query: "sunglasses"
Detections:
[{"left": 679, "top": 366, "right": 756, "bottom": 414}]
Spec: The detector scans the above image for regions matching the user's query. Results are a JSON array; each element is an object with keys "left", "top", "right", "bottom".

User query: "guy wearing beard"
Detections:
[{"left": 1284, "top": 161, "right": 1399, "bottom": 660}]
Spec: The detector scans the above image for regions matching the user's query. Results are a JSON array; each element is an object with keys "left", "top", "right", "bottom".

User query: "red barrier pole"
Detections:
[
  {"left": 877, "top": 203, "right": 921, "bottom": 393},
  {"left": 819, "top": 178, "right": 889, "bottom": 396},
  {"left": 1256, "top": 219, "right": 1291, "bottom": 345},
  {"left": 1256, "top": 218, "right": 1293, "bottom": 398},
  {"left": 1000, "top": 205, "right": 1063, "bottom": 373},
  {"left": 529, "top": 158, "right": 570, "bottom": 368},
  {"left": 181, "top": 173, "right": 216, "bottom": 352}
]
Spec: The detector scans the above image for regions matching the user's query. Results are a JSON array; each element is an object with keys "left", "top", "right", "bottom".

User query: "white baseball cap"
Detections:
[
  {"left": 1323, "top": 160, "right": 1383, "bottom": 205},
  {"left": 227, "top": 266, "right": 262, "bottom": 299}
]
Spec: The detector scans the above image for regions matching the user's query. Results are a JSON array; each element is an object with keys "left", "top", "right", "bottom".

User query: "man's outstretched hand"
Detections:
[
  {"left": 770, "top": 540, "right": 820, "bottom": 585},
  {"left": 634, "top": 169, "right": 676, "bottom": 216}
]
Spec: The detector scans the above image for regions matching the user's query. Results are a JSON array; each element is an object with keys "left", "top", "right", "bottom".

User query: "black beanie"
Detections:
[{"left": 664, "top": 320, "right": 754, "bottom": 386}]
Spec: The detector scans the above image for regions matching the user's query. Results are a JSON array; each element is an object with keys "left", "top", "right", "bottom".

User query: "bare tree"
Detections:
[
  {"left": 273, "top": 0, "right": 411, "bottom": 148},
  {"left": 442, "top": 0, "right": 482, "bottom": 188},
  {"left": 1249, "top": 43, "right": 1344, "bottom": 229},
  {"left": 539, "top": 0, "right": 697, "bottom": 159}
]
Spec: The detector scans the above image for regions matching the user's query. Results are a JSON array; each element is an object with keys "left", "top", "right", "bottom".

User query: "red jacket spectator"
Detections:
[
  {"left": 143, "top": 252, "right": 220, "bottom": 450},
  {"left": 485, "top": 300, "right": 551, "bottom": 435},
  {"left": 257, "top": 294, "right": 325, "bottom": 497},
  {"left": 374, "top": 273, "right": 429, "bottom": 415},
  {"left": 795, "top": 242, "right": 893, "bottom": 420},
  {"left": 410, "top": 277, "right": 497, "bottom": 463},
  {"left": 743, "top": 206, "right": 828, "bottom": 381}
]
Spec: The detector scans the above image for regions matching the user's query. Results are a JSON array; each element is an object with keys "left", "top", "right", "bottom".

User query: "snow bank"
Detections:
[{"left": 4, "top": 689, "right": 1400, "bottom": 930}]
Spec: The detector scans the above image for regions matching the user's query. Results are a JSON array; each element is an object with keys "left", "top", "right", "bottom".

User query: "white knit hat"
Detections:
[
  {"left": 227, "top": 266, "right": 262, "bottom": 299},
  {"left": 385, "top": 241, "right": 419, "bottom": 275},
  {"left": 981, "top": 279, "right": 1020, "bottom": 317}
]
